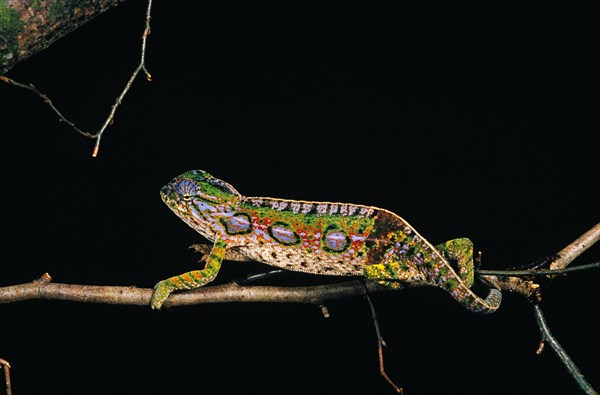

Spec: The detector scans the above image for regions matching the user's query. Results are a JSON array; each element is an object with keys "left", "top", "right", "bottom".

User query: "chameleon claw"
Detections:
[{"left": 150, "top": 280, "right": 173, "bottom": 310}]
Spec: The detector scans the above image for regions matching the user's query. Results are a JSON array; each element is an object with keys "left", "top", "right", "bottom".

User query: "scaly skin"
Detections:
[{"left": 152, "top": 170, "right": 501, "bottom": 312}]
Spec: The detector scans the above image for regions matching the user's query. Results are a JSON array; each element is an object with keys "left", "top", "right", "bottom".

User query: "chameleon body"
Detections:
[{"left": 152, "top": 170, "right": 501, "bottom": 313}]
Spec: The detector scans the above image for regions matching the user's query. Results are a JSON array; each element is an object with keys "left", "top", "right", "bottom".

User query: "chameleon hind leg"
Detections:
[
  {"left": 434, "top": 238, "right": 475, "bottom": 287},
  {"left": 363, "top": 238, "right": 475, "bottom": 289},
  {"left": 436, "top": 238, "right": 502, "bottom": 313},
  {"left": 151, "top": 238, "right": 228, "bottom": 309}
]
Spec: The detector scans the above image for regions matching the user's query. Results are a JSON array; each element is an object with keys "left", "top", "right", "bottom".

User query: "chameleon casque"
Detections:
[{"left": 151, "top": 170, "right": 502, "bottom": 312}]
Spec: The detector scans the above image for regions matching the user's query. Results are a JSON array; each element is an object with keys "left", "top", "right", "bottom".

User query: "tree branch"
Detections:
[
  {"left": 0, "top": 272, "right": 399, "bottom": 308},
  {"left": 1, "top": 0, "right": 153, "bottom": 157},
  {"left": 1, "top": 0, "right": 126, "bottom": 75},
  {"left": 551, "top": 222, "right": 600, "bottom": 270}
]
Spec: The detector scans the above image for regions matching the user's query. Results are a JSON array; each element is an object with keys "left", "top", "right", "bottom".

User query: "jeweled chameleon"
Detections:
[{"left": 151, "top": 170, "right": 502, "bottom": 312}]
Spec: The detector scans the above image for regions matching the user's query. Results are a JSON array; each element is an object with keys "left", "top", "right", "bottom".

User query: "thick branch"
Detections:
[
  {"left": 551, "top": 222, "right": 600, "bottom": 270},
  {"left": 1, "top": 0, "right": 125, "bottom": 75},
  {"left": 0, "top": 273, "right": 397, "bottom": 308}
]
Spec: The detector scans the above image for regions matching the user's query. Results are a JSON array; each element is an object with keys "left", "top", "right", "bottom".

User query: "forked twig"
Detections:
[
  {"left": 91, "top": 0, "right": 153, "bottom": 157},
  {"left": 0, "top": 0, "right": 154, "bottom": 157},
  {"left": 364, "top": 284, "right": 403, "bottom": 394}
]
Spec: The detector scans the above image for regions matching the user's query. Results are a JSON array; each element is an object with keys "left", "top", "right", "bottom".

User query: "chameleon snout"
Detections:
[{"left": 159, "top": 184, "right": 174, "bottom": 202}]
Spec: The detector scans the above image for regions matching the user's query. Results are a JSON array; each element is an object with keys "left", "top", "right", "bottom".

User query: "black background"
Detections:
[{"left": 1, "top": 2, "right": 598, "bottom": 394}]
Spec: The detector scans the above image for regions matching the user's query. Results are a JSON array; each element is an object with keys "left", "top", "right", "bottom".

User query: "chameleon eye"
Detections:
[
  {"left": 175, "top": 180, "right": 199, "bottom": 201},
  {"left": 173, "top": 170, "right": 241, "bottom": 204}
]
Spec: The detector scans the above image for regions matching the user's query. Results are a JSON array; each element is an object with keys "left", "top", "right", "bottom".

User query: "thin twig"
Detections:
[
  {"left": 0, "top": 358, "right": 11, "bottom": 395},
  {"left": 476, "top": 262, "right": 599, "bottom": 276},
  {"left": 532, "top": 304, "right": 598, "bottom": 395},
  {"left": 1, "top": 0, "right": 154, "bottom": 157},
  {"left": 363, "top": 286, "right": 403, "bottom": 394},
  {"left": 0, "top": 75, "right": 93, "bottom": 138},
  {"left": 92, "top": 0, "right": 153, "bottom": 157}
]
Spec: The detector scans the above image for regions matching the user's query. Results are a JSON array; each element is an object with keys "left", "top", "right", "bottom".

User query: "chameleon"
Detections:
[{"left": 151, "top": 169, "right": 502, "bottom": 312}]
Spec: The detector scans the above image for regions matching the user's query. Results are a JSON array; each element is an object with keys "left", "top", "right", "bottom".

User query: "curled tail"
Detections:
[
  {"left": 435, "top": 238, "right": 501, "bottom": 314},
  {"left": 364, "top": 237, "right": 502, "bottom": 314},
  {"left": 439, "top": 277, "right": 502, "bottom": 314}
]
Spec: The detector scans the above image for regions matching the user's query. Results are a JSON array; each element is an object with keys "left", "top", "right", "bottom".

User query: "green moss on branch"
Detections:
[{"left": 1, "top": 0, "right": 125, "bottom": 75}]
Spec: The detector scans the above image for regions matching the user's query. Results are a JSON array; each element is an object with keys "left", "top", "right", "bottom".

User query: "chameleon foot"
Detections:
[{"left": 151, "top": 280, "right": 174, "bottom": 310}]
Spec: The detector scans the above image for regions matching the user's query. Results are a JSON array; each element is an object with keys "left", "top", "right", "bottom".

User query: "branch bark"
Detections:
[
  {"left": 551, "top": 222, "right": 600, "bottom": 270},
  {"left": 0, "top": 272, "right": 400, "bottom": 308},
  {"left": 533, "top": 304, "right": 598, "bottom": 395},
  {"left": 1, "top": 0, "right": 125, "bottom": 75}
]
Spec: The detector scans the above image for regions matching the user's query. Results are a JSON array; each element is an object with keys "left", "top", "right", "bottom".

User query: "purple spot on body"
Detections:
[
  {"left": 322, "top": 230, "right": 350, "bottom": 252},
  {"left": 229, "top": 214, "right": 250, "bottom": 231},
  {"left": 223, "top": 213, "right": 252, "bottom": 235},
  {"left": 326, "top": 232, "right": 347, "bottom": 251},
  {"left": 268, "top": 223, "right": 300, "bottom": 245}
]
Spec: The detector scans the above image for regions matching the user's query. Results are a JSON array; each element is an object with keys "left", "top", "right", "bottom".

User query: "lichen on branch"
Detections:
[{"left": 1, "top": 0, "right": 125, "bottom": 75}]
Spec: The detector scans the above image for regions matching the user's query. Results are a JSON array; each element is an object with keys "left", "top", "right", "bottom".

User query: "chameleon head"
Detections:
[{"left": 160, "top": 170, "right": 241, "bottom": 235}]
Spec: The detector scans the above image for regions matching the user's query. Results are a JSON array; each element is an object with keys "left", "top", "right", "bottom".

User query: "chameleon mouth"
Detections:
[{"left": 159, "top": 183, "right": 175, "bottom": 204}]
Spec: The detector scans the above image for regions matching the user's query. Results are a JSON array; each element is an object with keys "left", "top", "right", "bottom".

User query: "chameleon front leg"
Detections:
[{"left": 151, "top": 238, "right": 228, "bottom": 309}]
